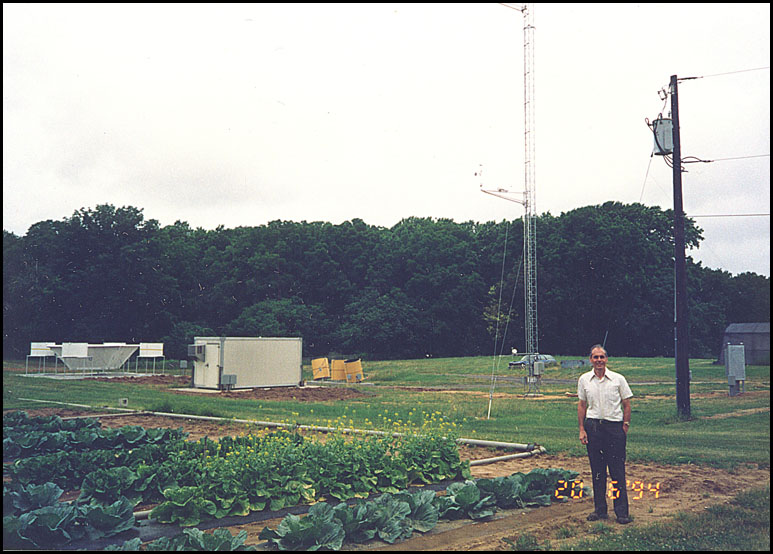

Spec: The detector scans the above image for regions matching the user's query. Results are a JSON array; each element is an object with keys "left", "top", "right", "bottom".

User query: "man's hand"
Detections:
[{"left": 578, "top": 399, "right": 588, "bottom": 445}]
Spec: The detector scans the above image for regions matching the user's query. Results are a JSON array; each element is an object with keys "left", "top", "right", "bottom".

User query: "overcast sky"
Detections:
[{"left": 3, "top": 3, "right": 770, "bottom": 276}]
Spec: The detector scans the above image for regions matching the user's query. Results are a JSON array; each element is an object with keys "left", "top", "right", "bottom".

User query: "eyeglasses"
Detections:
[{"left": 591, "top": 355, "right": 606, "bottom": 360}]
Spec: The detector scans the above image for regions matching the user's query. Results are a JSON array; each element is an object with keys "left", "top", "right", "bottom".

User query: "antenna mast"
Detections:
[
  {"left": 522, "top": 3, "right": 538, "bottom": 362},
  {"left": 481, "top": 3, "right": 538, "bottom": 371}
]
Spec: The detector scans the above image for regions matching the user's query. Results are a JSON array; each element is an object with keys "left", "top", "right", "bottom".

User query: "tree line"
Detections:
[{"left": 3, "top": 202, "right": 769, "bottom": 361}]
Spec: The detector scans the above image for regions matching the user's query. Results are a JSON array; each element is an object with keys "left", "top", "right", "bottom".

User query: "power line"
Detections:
[
  {"left": 498, "top": 3, "right": 525, "bottom": 12},
  {"left": 683, "top": 154, "right": 770, "bottom": 164},
  {"left": 706, "top": 154, "right": 769, "bottom": 162},
  {"left": 689, "top": 213, "right": 770, "bottom": 218},
  {"left": 679, "top": 66, "right": 770, "bottom": 81}
]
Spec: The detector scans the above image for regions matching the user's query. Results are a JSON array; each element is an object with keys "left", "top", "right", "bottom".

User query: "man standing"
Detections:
[{"left": 578, "top": 344, "right": 633, "bottom": 524}]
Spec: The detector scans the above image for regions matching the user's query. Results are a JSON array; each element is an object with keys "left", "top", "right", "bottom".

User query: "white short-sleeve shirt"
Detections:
[{"left": 577, "top": 369, "right": 633, "bottom": 422}]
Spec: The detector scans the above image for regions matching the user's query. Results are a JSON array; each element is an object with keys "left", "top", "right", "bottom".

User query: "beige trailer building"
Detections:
[{"left": 188, "top": 337, "right": 302, "bottom": 389}]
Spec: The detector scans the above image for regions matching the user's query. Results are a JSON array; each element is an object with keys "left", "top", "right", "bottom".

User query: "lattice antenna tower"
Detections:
[
  {"left": 481, "top": 3, "right": 538, "bottom": 364},
  {"left": 522, "top": 3, "right": 537, "bottom": 361}
]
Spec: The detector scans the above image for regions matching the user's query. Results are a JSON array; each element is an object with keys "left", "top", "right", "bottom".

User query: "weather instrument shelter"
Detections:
[
  {"left": 25, "top": 342, "right": 60, "bottom": 374},
  {"left": 35, "top": 342, "right": 139, "bottom": 375},
  {"left": 134, "top": 342, "right": 166, "bottom": 373},
  {"left": 188, "top": 337, "right": 302, "bottom": 390}
]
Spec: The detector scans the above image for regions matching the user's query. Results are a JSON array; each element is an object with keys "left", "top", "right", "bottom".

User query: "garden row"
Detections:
[
  {"left": 3, "top": 411, "right": 186, "bottom": 460},
  {"left": 259, "top": 467, "right": 583, "bottom": 550},
  {"left": 3, "top": 481, "right": 254, "bottom": 550}
]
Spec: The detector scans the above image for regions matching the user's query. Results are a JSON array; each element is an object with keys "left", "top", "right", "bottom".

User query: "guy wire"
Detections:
[
  {"left": 488, "top": 221, "right": 509, "bottom": 419},
  {"left": 488, "top": 224, "right": 525, "bottom": 419}
]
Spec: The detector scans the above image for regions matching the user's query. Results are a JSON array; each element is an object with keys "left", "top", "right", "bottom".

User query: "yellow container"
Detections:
[
  {"left": 330, "top": 359, "right": 347, "bottom": 381},
  {"left": 344, "top": 358, "right": 364, "bottom": 383},
  {"left": 311, "top": 358, "right": 330, "bottom": 380}
]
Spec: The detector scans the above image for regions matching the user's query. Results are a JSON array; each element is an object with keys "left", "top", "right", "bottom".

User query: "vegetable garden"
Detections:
[{"left": 4, "top": 410, "right": 581, "bottom": 550}]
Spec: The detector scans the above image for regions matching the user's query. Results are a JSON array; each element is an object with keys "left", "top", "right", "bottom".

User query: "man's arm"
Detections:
[
  {"left": 622, "top": 397, "right": 631, "bottom": 434},
  {"left": 578, "top": 399, "right": 588, "bottom": 444}
]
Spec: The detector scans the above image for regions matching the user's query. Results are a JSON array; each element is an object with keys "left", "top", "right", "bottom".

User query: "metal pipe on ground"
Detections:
[
  {"left": 62, "top": 412, "right": 153, "bottom": 420},
  {"left": 468, "top": 446, "right": 547, "bottom": 466},
  {"left": 18, "top": 398, "right": 137, "bottom": 413}
]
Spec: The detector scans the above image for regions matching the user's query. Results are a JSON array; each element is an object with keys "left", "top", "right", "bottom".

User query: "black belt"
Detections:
[{"left": 585, "top": 418, "right": 622, "bottom": 425}]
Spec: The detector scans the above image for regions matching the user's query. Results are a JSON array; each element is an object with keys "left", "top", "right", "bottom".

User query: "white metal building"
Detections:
[{"left": 188, "top": 336, "right": 303, "bottom": 389}]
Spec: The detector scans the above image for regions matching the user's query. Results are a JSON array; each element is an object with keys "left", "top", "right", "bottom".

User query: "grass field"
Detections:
[{"left": 3, "top": 355, "right": 769, "bottom": 470}]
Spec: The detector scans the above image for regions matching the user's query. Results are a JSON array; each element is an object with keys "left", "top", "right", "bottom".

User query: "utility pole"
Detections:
[{"left": 670, "top": 74, "right": 691, "bottom": 419}]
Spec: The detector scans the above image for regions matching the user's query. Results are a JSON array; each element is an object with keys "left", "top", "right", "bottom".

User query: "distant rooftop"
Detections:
[{"left": 724, "top": 322, "right": 770, "bottom": 334}]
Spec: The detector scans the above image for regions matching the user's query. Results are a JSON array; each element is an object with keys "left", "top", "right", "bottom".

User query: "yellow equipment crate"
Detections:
[
  {"left": 330, "top": 359, "right": 347, "bottom": 381},
  {"left": 345, "top": 358, "right": 365, "bottom": 383},
  {"left": 311, "top": 357, "right": 330, "bottom": 380}
]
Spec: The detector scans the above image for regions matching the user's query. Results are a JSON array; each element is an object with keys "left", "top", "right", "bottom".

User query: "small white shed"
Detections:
[{"left": 188, "top": 337, "right": 302, "bottom": 389}]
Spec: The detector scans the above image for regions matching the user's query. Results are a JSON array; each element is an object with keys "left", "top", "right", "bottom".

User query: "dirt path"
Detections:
[{"left": 11, "top": 403, "right": 770, "bottom": 551}]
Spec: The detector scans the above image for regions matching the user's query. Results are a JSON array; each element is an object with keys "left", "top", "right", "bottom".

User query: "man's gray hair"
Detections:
[{"left": 589, "top": 344, "right": 608, "bottom": 357}]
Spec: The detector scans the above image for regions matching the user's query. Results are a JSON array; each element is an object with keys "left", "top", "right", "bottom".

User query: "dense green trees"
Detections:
[{"left": 3, "top": 202, "right": 769, "bottom": 361}]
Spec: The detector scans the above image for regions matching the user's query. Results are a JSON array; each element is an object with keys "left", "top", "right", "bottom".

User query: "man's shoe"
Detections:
[
  {"left": 586, "top": 512, "right": 608, "bottom": 521},
  {"left": 616, "top": 515, "right": 632, "bottom": 524}
]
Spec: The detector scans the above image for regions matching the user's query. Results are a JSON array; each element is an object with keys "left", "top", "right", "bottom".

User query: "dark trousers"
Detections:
[{"left": 584, "top": 418, "right": 629, "bottom": 518}]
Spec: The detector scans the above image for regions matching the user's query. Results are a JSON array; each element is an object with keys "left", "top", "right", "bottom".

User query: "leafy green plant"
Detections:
[
  {"left": 106, "top": 528, "right": 256, "bottom": 551},
  {"left": 476, "top": 474, "right": 528, "bottom": 509},
  {"left": 393, "top": 489, "right": 440, "bottom": 533},
  {"left": 181, "top": 528, "right": 253, "bottom": 551},
  {"left": 78, "top": 466, "right": 140, "bottom": 506},
  {"left": 259, "top": 502, "right": 346, "bottom": 551},
  {"left": 81, "top": 497, "right": 136, "bottom": 540},
  {"left": 521, "top": 467, "right": 579, "bottom": 506},
  {"left": 4, "top": 482, "right": 64, "bottom": 516},
  {"left": 368, "top": 493, "right": 414, "bottom": 544},
  {"left": 436, "top": 480, "right": 496, "bottom": 520},
  {"left": 3, "top": 496, "right": 135, "bottom": 549},
  {"left": 3, "top": 503, "right": 83, "bottom": 548},
  {"left": 261, "top": 492, "right": 432, "bottom": 551},
  {"left": 331, "top": 500, "right": 380, "bottom": 543},
  {"left": 150, "top": 486, "right": 217, "bottom": 527}
]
